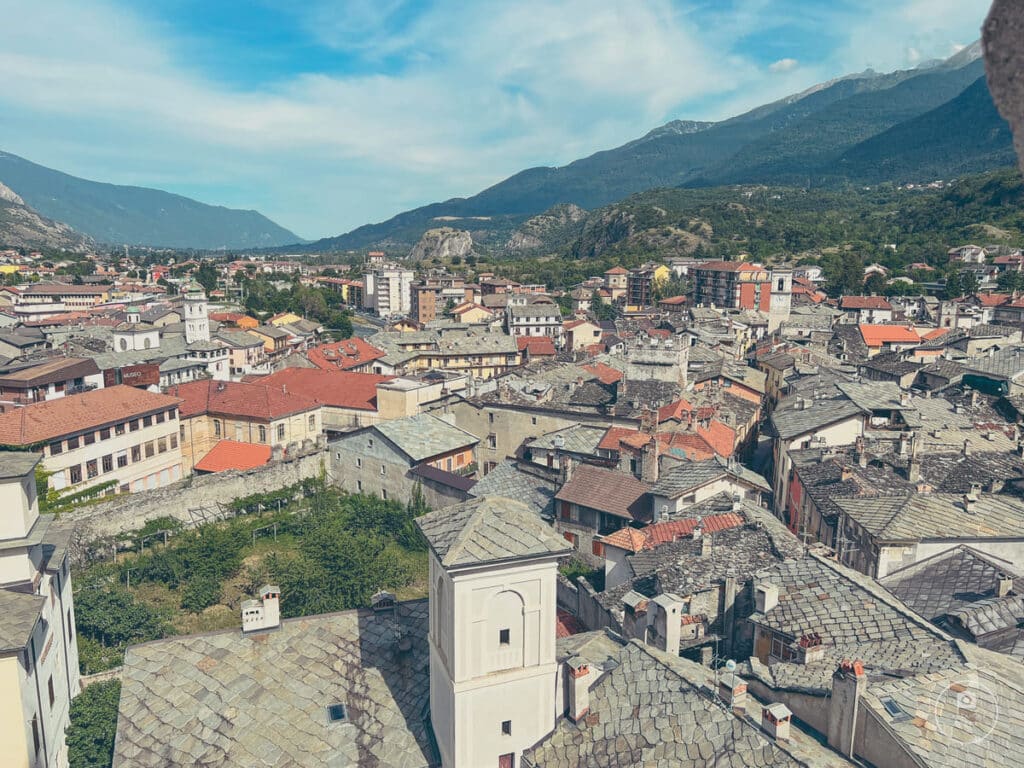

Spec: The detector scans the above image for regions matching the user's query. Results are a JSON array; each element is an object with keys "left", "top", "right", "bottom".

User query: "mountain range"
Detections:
[
  {"left": 305, "top": 42, "right": 1016, "bottom": 253},
  {"left": 0, "top": 151, "right": 301, "bottom": 250}
]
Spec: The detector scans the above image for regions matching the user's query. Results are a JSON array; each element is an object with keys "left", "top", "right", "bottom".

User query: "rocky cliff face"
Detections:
[
  {"left": 506, "top": 203, "right": 587, "bottom": 253},
  {"left": 408, "top": 227, "right": 473, "bottom": 261},
  {"left": 0, "top": 182, "right": 89, "bottom": 250}
]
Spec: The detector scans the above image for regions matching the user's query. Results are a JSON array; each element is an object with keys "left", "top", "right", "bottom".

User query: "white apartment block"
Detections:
[{"left": 363, "top": 264, "right": 415, "bottom": 317}]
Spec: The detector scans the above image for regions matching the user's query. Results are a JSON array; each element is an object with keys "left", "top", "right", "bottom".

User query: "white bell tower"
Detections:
[
  {"left": 183, "top": 281, "right": 210, "bottom": 344},
  {"left": 416, "top": 497, "right": 570, "bottom": 768}
]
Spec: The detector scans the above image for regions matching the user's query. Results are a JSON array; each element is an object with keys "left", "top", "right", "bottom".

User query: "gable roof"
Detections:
[
  {"left": 555, "top": 464, "right": 651, "bottom": 521},
  {"left": 834, "top": 493, "right": 1024, "bottom": 542},
  {"left": 173, "top": 379, "right": 319, "bottom": 421},
  {"left": 840, "top": 296, "right": 892, "bottom": 310},
  {"left": 256, "top": 368, "right": 392, "bottom": 411},
  {"left": 0, "top": 385, "right": 181, "bottom": 445},
  {"left": 600, "top": 512, "right": 744, "bottom": 554},
  {"left": 194, "top": 440, "right": 272, "bottom": 473},
  {"left": 651, "top": 457, "right": 771, "bottom": 498},
  {"left": 307, "top": 337, "right": 387, "bottom": 371},
  {"left": 415, "top": 496, "right": 570, "bottom": 568},
  {"left": 373, "top": 413, "right": 478, "bottom": 463},
  {"left": 858, "top": 324, "right": 921, "bottom": 347}
]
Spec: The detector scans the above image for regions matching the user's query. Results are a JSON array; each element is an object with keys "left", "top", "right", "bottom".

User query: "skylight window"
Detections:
[
  {"left": 327, "top": 703, "right": 348, "bottom": 723},
  {"left": 880, "top": 697, "right": 909, "bottom": 722}
]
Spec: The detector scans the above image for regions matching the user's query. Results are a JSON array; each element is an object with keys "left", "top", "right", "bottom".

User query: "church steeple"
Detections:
[
  {"left": 183, "top": 281, "right": 210, "bottom": 344},
  {"left": 416, "top": 497, "right": 570, "bottom": 768}
]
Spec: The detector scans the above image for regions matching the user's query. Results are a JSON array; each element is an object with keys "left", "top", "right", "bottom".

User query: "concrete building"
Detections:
[
  {"left": 0, "top": 453, "right": 79, "bottom": 768},
  {"left": 0, "top": 385, "right": 184, "bottom": 495},
  {"left": 364, "top": 264, "right": 415, "bottom": 317},
  {"left": 0, "top": 357, "right": 102, "bottom": 406},
  {"left": 691, "top": 261, "right": 773, "bottom": 311},
  {"left": 506, "top": 304, "right": 564, "bottom": 345}
]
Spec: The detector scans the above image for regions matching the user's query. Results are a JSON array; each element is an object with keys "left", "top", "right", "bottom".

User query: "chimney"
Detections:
[
  {"left": 640, "top": 407, "right": 657, "bottom": 435},
  {"left": 652, "top": 593, "right": 683, "bottom": 655},
  {"left": 761, "top": 703, "right": 794, "bottom": 743},
  {"left": 827, "top": 660, "right": 866, "bottom": 757},
  {"left": 566, "top": 657, "right": 590, "bottom": 722},
  {"left": 996, "top": 573, "right": 1013, "bottom": 598},
  {"left": 718, "top": 670, "right": 748, "bottom": 714},
  {"left": 241, "top": 585, "right": 281, "bottom": 633},
  {"left": 898, "top": 432, "right": 910, "bottom": 457},
  {"left": 754, "top": 582, "right": 778, "bottom": 613},
  {"left": 962, "top": 438, "right": 971, "bottom": 457},
  {"left": 797, "top": 632, "right": 825, "bottom": 665},
  {"left": 841, "top": 465, "right": 854, "bottom": 482},
  {"left": 559, "top": 455, "right": 575, "bottom": 485},
  {"left": 654, "top": 503, "right": 667, "bottom": 524},
  {"left": 970, "top": 389, "right": 979, "bottom": 407},
  {"left": 854, "top": 436, "right": 867, "bottom": 468},
  {"left": 640, "top": 438, "right": 659, "bottom": 484}
]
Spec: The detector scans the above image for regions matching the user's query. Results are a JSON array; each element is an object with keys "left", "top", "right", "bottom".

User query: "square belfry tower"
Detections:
[{"left": 416, "top": 497, "right": 571, "bottom": 768}]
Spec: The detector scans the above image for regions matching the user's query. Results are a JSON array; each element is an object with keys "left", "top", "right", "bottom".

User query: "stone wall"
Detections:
[{"left": 65, "top": 446, "right": 329, "bottom": 554}]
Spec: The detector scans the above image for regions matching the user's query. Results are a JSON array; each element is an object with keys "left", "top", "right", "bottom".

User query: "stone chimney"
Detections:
[
  {"left": 651, "top": 593, "right": 684, "bottom": 655},
  {"left": 997, "top": 573, "right": 1014, "bottom": 598},
  {"left": 962, "top": 438, "right": 971, "bottom": 457},
  {"left": 797, "top": 633, "right": 825, "bottom": 665},
  {"left": 718, "top": 671, "right": 748, "bottom": 714},
  {"left": 854, "top": 436, "right": 867, "bottom": 468},
  {"left": 566, "top": 657, "right": 590, "bottom": 722},
  {"left": 827, "top": 660, "right": 866, "bottom": 758},
  {"left": 754, "top": 582, "right": 778, "bottom": 613},
  {"left": 559, "top": 455, "right": 575, "bottom": 485},
  {"left": 640, "top": 407, "right": 658, "bottom": 435},
  {"left": 640, "top": 438, "right": 659, "bottom": 484},
  {"left": 241, "top": 585, "right": 281, "bottom": 633}
]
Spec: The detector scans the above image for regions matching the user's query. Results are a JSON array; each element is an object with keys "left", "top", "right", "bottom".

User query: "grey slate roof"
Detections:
[
  {"left": 746, "top": 553, "right": 964, "bottom": 694},
  {"left": 880, "top": 546, "right": 1021, "bottom": 623},
  {"left": 861, "top": 643, "right": 1024, "bottom": 768},
  {"left": 527, "top": 424, "right": 606, "bottom": 456},
  {"left": 0, "top": 451, "right": 41, "bottom": 479},
  {"left": 946, "top": 595, "right": 1024, "bottom": 640},
  {"left": 374, "top": 414, "right": 478, "bottom": 463},
  {"left": 834, "top": 492, "right": 1024, "bottom": 541},
  {"left": 0, "top": 589, "right": 44, "bottom": 652},
  {"left": 651, "top": 456, "right": 770, "bottom": 498},
  {"left": 113, "top": 601, "right": 437, "bottom": 768},
  {"left": 767, "top": 396, "right": 864, "bottom": 440},
  {"left": 468, "top": 460, "right": 557, "bottom": 517},
  {"left": 415, "top": 496, "right": 570, "bottom": 568},
  {"left": 522, "top": 641, "right": 800, "bottom": 768}
]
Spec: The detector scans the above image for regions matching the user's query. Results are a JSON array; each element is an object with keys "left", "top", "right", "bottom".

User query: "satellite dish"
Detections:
[{"left": 725, "top": 659, "right": 737, "bottom": 672}]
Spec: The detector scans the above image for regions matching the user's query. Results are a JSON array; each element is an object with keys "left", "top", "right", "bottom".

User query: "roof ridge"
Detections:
[{"left": 441, "top": 499, "right": 491, "bottom": 566}]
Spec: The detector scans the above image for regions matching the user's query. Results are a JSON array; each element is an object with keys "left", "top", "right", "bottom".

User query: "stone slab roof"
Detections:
[
  {"left": 651, "top": 456, "right": 770, "bottom": 498},
  {"left": 374, "top": 414, "right": 478, "bottom": 463},
  {"left": 0, "top": 588, "right": 44, "bottom": 653},
  {"left": 114, "top": 601, "right": 437, "bottom": 768},
  {"left": 767, "top": 396, "right": 864, "bottom": 441},
  {"left": 468, "top": 460, "right": 557, "bottom": 517},
  {"left": 522, "top": 640, "right": 800, "bottom": 768},
  {"left": 415, "top": 496, "right": 570, "bottom": 568},
  {"left": 834, "top": 492, "right": 1024, "bottom": 541}
]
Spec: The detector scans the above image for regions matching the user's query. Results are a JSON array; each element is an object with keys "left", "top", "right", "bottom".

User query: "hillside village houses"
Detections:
[{"left": 7, "top": 245, "right": 1024, "bottom": 765}]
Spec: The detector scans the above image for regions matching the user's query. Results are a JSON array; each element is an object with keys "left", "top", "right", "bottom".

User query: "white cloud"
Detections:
[
  {"left": 769, "top": 58, "right": 799, "bottom": 73},
  {"left": 0, "top": 0, "right": 995, "bottom": 239}
]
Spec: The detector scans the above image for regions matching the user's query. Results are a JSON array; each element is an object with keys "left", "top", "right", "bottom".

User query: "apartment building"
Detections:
[
  {"left": 363, "top": 264, "right": 415, "bottom": 317},
  {"left": 173, "top": 379, "right": 323, "bottom": 472},
  {"left": 12, "top": 283, "right": 110, "bottom": 320},
  {"left": 0, "top": 453, "right": 80, "bottom": 768},
  {"left": 0, "top": 385, "right": 184, "bottom": 495},
  {"left": 0, "top": 357, "right": 102, "bottom": 406},
  {"left": 691, "top": 260, "right": 773, "bottom": 311}
]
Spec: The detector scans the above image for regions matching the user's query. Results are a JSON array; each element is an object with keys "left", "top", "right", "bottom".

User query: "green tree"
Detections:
[
  {"left": 863, "top": 273, "right": 886, "bottom": 295},
  {"left": 67, "top": 680, "right": 121, "bottom": 768},
  {"left": 960, "top": 270, "right": 979, "bottom": 296},
  {"left": 943, "top": 270, "right": 963, "bottom": 299},
  {"left": 997, "top": 270, "right": 1024, "bottom": 292},
  {"left": 591, "top": 290, "right": 617, "bottom": 321},
  {"left": 74, "top": 588, "right": 166, "bottom": 647},
  {"left": 194, "top": 261, "right": 219, "bottom": 293}
]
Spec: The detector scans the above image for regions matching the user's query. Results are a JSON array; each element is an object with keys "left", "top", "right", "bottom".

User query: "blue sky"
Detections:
[{"left": 0, "top": 0, "right": 992, "bottom": 240}]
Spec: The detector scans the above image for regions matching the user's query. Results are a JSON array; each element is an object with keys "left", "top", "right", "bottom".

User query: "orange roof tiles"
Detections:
[
  {"left": 657, "top": 398, "right": 694, "bottom": 422},
  {"left": 972, "top": 292, "right": 1011, "bottom": 307},
  {"left": 840, "top": 296, "right": 893, "bottom": 310},
  {"left": 255, "top": 369, "right": 393, "bottom": 411},
  {"left": 858, "top": 324, "right": 921, "bottom": 347},
  {"left": 694, "top": 260, "right": 759, "bottom": 272},
  {"left": 600, "top": 513, "right": 744, "bottom": 553},
  {"left": 0, "top": 385, "right": 181, "bottom": 445},
  {"left": 582, "top": 362, "right": 623, "bottom": 384},
  {"left": 173, "top": 379, "right": 320, "bottom": 421},
  {"left": 307, "top": 337, "right": 386, "bottom": 371},
  {"left": 516, "top": 336, "right": 557, "bottom": 356},
  {"left": 921, "top": 328, "right": 951, "bottom": 341},
  {"left": 555, "top": 463, "right": 650, "bottom": 520},
  {"left": 696, "top": 419, "right": 736, "bottom": 458},
  {"left": 604, "top": 266, "right": 628, "bottom": 275},
  {"left": 194, "top": 440, "right": 272, "bottom": 472},
  {"left": 555, "top": 609, "right": 586, "bottom": 638}
]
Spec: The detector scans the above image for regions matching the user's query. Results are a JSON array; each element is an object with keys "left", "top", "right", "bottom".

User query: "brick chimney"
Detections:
[
  {"left": 827, "top": 660, "right": 866, "bottom": 757},
  {"left": 566, "top": 657, "right": 590, "bottom": 722}
]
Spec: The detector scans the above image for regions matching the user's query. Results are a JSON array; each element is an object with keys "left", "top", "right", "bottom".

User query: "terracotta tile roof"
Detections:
[
  {"left": 555, "top": 463, "right": 651, "bottom": 520},
  {"left": 254, "top": 369, "right": 393, "bottom": 411},
  {"left": 658, "top": 295, "right": 687, "bottom": 306},
  {"left": 660, "top": 432, "right": 716, "bottom": 461},
  {"left": 657, "top": 398, "right": 694, "bottom": 422},
  {"left": 841, "top": 296, "right": 893, "bottom": 310},
  {"left": 694, "top": 260, "right": 759, "bottom": 272},
  {"left": 600, "top": 513, "right": 744, "bottom": 553},
  {"left": 194, "top": 440, "right": 272, "bottom": 472},
  {"left": 555, "top": 609, "right": 586, "bottom": 638},
  {"left": 858, "top": 324, "right": 921, "bottom": 347},
  {"left": 0, "top": 385, "right": 181, "bottom": 445},
  {"left": 582, "top": 362, "right": 622, "bottom": 384},
  {"left": 307, "top": 337, "right": 386, "bottom": 371},
  {"left": 604, "top": 266, "right": 628, "bottom": 275},
  {"left": 516, "top": 336, "right": 556, "bottom": 356},
  {"left": 972, "top": 292, "right": 1011, "bottom": 307},
  {"left": 921, "top": 328, "right": 951, "bottom": 341},
  {"left": 173, "top": 379, "right": 320, "bottom": 421}
]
